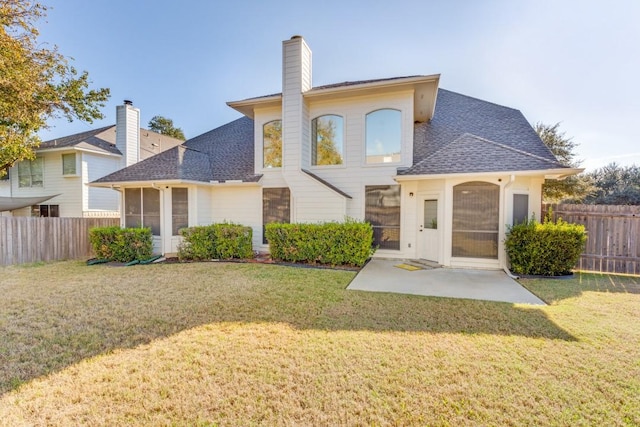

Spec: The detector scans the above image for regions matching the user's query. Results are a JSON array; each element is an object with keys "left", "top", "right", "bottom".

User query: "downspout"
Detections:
[{"left": 503, "top": 175, "right": 519, "bottom": 279}]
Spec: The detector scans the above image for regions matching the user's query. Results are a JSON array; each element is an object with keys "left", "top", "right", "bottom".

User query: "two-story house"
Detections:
[
  {"left": 90, "top": 36, "right": 580, "bottom": 269},
  {"left": 0, "top": 102, "right": 182, "bottom": 218}
]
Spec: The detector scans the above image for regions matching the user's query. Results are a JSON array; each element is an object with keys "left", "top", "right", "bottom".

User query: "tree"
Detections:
[
  {"left": 584, "top": 163, "right": 640, "bottom": 205},
  {"left": 535, "top": 122, "right": 592, "bottom": 202},
  {"left": 147, "top": 115, "right": 185, "bottom": 140},
  {"left": 0, "top": 0, "right": 110, "bottom": 176}
]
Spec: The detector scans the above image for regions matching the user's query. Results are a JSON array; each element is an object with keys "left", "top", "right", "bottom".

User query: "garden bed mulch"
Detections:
[{"left": 88, "top": 254, "right": 363, "bottom": 271}]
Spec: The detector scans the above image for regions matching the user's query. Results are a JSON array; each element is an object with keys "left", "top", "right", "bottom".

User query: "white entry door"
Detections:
[{"left": 419, "top": 197, "right": 440, "bottom": 262}]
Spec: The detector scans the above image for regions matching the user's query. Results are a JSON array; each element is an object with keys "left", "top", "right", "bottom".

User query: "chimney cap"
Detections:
[
  {"left": 123, "top": 99, "right": 133, "bottom": 106},
  {"left": 290, "top": 35, "right": 303, "bottom": 40}
]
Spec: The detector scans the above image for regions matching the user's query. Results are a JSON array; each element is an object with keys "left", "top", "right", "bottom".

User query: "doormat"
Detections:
[{"left": 394, "top": 263, "right": 423, "bottom": 271}]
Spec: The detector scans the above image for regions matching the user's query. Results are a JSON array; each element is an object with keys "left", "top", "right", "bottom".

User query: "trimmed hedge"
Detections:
[
  {"left": 265, "top": 220, "right": 374, "bottom": 267},
  {"left": 505, "top": 217, "right": 587, "bottom": 276},
  {"left": 89, "top": 226, "right": 153, "bottom": 262},
  {"left": 178, "top": 223, "right": 253, "bottom": 261}
]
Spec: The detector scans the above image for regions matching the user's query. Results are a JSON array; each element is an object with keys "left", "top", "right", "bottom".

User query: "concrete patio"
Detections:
[{"left": 347, "top": 259, "right": 546, "bottom": 305}]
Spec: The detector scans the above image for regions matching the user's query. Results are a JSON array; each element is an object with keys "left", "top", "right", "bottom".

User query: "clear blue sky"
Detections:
[{"left": 37, "top": 0, "right": 640, "bottom": 171}]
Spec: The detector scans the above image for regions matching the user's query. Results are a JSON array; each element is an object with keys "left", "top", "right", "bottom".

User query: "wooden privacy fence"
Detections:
[
  {"left": 0, "top": 217, "right": 119, "bottom": 266},
  {"left": 543, "top": 204, "right": 640, "bottom": 275}
]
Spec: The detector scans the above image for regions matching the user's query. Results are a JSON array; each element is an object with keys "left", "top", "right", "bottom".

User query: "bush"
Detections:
[
  {"left": 505, "top": 217, "right": 587, "bottom": 276},
  {"left": 89, "top": 226, "right": 153, "bottom": 262},
  {"left": 265, "top": 219, "right": 374, "bottom": 267},
  {"left": 178, "top": 222, "right": 253, "bottom": 261}
]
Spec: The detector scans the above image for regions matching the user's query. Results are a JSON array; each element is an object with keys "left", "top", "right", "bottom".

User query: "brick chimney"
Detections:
[{"left": 115, "top": 100, "right": 141, "bottom": 167}]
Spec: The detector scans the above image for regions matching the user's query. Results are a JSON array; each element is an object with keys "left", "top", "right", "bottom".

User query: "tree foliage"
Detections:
[
  {"left": 147, "top": 115, "right": 185, "bottom": 140},
  {"left": 0, "top": 0, "right": 110, "bottom": 176},
  {"left": 584, "top": 163, "right": 640, "bottom": 205},
  {"left": 535, "top": 122, "right": 592, "bottom": 202}
]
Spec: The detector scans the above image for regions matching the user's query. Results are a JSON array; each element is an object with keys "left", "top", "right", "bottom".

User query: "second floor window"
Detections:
[
  {"left": 365, "top": 109, "right": 401, "bottom": 164},
  {"left": 312, "top": 115, "right": 344, "bottom": 166},
  {"left": 18, "top": 158, "right": 44, "bottom": 188},
  {"left": 62, "top": 153, "right": 76, "bottom": 175},
  {"left": 263, "top": 120, "right": 282, "bottom": 168}
]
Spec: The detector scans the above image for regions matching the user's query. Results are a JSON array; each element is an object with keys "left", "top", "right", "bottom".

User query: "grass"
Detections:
[{"left": 0, "top": 261, "right": 638, "bottom": 426}]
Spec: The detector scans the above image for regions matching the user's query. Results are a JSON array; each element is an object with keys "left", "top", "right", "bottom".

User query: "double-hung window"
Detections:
[
  {"left": 18, "top": 158, "right": 44, "bottom": 188},
  {"left": 62, "top": 153, "right": 77, "bottom": 175}
]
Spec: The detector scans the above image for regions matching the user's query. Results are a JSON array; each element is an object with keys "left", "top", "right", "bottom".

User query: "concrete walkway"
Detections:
[{"left": 347, "top": 259, "right": 546, "bottom": 305}]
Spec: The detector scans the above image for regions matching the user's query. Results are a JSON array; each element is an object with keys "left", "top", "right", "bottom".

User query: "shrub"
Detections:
[
  {"left": 89, "top": 226, "right": 153, "bottom": 262},
  {"left": 178, "top": 222, "right": 253, "bottom": 261},
  {"left": 265, "top": 219, "right": 374, "bottom": 267},
  {"left": 505, "top": 216, "right": 587, "bottom": 276}
]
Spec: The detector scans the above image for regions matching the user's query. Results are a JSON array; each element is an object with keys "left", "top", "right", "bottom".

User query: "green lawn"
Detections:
[{"left": 0, "top": 261, "right": 638, "bottom": 426}]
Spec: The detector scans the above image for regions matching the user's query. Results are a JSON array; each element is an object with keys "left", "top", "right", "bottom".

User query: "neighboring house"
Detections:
[
  {"left": 91, "top": 36, "right": 581, "bottom": 269},
  {"left": 0, "top": 102, "right": 182, "bottom": 218}
]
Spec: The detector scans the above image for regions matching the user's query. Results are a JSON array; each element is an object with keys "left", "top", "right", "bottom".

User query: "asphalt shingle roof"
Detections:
[
  {"left": 93, "top": 117, "right": 261, "bottom": 184},
  {"left": 40, "top": 126, "right": 120, "bottom": 154},
  {"left": 93, "top": 85, "right": 568, "bottom": 185},
  {"left": 400, "top": 89, "right": 567, "bottom": 176}
]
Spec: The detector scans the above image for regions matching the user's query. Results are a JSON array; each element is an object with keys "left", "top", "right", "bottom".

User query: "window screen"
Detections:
[
  {"left": 365, "top": 185, "right": 401, "bottom": 250},
  {"left": 125, "top": 188, "right": 142, "bottom": 229},
  {"left": 452, "top": 181, "right": 499, "bottom": 259},
  {"left": 172, "top": 188, "right": 188, "bottom": 235},
  {"left": 513, "top": 194, "right": 529, "bottom": 225},
  {"left": 143, "top": 188, "right": 161, "bottom": 236},
  {"left": 263, "top": 187, "right": 290, "bottom": 244}
]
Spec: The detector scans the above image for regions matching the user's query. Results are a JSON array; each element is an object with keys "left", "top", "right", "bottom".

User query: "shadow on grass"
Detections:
[
  {"left": 0, "top": 261, "right": 576, "bottom": 395},
  {"left": 519, "top": 271, "right": 640, "bottom": 304}
]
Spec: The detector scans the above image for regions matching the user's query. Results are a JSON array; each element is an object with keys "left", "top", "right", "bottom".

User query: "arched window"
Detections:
[
  {"left": 365, "top": 109, "right": 401, "bottom": 164},
  {"left": 263, "top": 120, "right": 282, "bottom": 168},
  {"left": 452, "top": 181, "right": 500, "bottom": 259},
  {"left": 312, "top": 115, "right": 344, "bottom": 166}
]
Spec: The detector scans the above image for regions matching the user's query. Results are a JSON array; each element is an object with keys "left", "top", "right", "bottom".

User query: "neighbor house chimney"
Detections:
[
  {"left": 115, "top": 100, "right": 141, "bottom": 167},
  {"left": 282, "top": 35, "right": 312, "bottom": 171}
]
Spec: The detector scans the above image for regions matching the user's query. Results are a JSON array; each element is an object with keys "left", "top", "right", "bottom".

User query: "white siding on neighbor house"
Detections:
[
  {"left": 10, "top": 151, "right": 83, "bottom": 217},
  {"left": 83, "top": 152, "right": 120, "bottom": 214},
  {"left": 0, "top": 180, "right": 10, "bottom": 197},
  {"left": 210, "top": 186, "right": 262, "bottom": 249},
  {"left": 0, "top": 177, "right": 10, "bottom": 216}
]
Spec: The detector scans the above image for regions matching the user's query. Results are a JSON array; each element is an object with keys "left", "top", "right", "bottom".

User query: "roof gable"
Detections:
[{"left": 402, "top": 89, "right": 567, "bottom": 176}]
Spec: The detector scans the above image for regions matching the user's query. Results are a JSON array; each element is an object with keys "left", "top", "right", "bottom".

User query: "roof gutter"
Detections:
[{"left": 394, "top": 168, "right": 584, "bottom": 182}]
